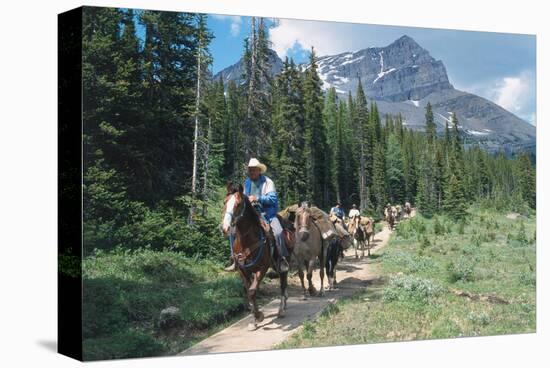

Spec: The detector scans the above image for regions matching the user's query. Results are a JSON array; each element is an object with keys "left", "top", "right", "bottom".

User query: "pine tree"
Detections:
[
  {"left": 269, "top": 58, "right": 306, "bottom": 207},
  {"left": 224, "top": 80, "right": 245, "bottom": 180},
  {"left": 323, "top": 87, "right": 339, "bottom": 203},
  {"left": 402, "top": 130, "right": 417, "bottom": 204},
  {"left": 416, "top": 103, "right": 438, "bottom": 216},
  {"left": 354, "top": 78, "right": 370, "bottom": 212},
  {"left": 434, "top": 143, "right": 446, "bottom": 210},
  {"left": 372, "top": 143, "right": 387, "bottom": 213},
  {"left": 425, "top": 102, "right": 436, "bottom": 145},
  {"left": 241, "top": 17, "right": 273, "bottom": 160},
  {"left": 443, "top": 174, "right": 467, "bottom": 219},
  {"left": 190, "top": 14, "right": 214, "bottom": 221},
  {"left": 386, "top": 133, "right": 405, "bottom": 204},
  {"left": 516, "top": 153, "right": 536, "bottom": 209},
  {"left": 303, "top": 47, "right": 330, "bottom": 208}
]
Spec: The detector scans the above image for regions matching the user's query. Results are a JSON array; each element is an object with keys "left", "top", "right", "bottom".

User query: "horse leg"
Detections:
[
  {"left": 298, "top": 263, "right": 308, "bottom": 300},
  {"left": 247, "top": 271, "right": 264, "bottom": 330},
  {"left": 243, "top": 286, "right": 251, "bottom": 310},
  {"left": 319, "top": 253, "right": 325, "bottom": 297},
  {"left": 325, "top": 256, "right": 333, "bottom": 291},
  {"left": 238, "top": 270, "right": 253, "bottom": 311},
  {"left": 307, "top": 260, "right": 317, "bottom": 296},
  {"left": 354, "top": 238, "right": 358, "bottom": 259},
  {"left": 367, "top": 237, "right": 371, "bottom": 257},
  {"left": 278, "top": 270, "right": 288, "bottom": 317}
]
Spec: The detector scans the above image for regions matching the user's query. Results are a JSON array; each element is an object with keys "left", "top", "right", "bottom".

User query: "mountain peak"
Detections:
[
  {"left": 396, "top": 34, "right": 416, "bottom": 43},
  {"left": 386, "top": 35, "right": 423, "bottom": 51},
  {"left": 213, "top": 35, "right": 534, "bottom": 153}
]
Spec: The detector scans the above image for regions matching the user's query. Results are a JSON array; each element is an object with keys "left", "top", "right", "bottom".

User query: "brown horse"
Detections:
[
  {"left": 348, "top": 216, "right": 371, "bottom": 258},
  {"left": 325, "top": 222, "right": 351, "bottom": 290},
  {"left": 361, "top": 216, "right": 375, "bottom": 256},
  {"left": 221, "top": 183, "right": 291, "bottom": 330},
  {"left": 294, "top": 202, "right": 327, "bottom": 299},
  {"left": 385, "top": 206, "right": 396, "bottom": 230},
  {"left": 404, "top": 202, "right": 412, "bottom": 218}
]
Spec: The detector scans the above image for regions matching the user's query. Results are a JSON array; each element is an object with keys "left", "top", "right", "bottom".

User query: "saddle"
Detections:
[{"left": 257, "top": 215, "right": 294, "bottom": 260}]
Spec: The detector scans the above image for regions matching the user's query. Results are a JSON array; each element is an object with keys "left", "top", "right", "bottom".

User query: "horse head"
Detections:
[
  {"left": 295, "top": 202, "right": 311, "bottom": 242},
  {"left": 221, "top": 181, "right": 246, "bottom": 235}
]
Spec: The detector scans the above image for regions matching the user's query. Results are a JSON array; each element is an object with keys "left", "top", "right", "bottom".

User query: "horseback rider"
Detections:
[
  {"left": 225, "top": 158, "right": 290, "bottom": 273},
  {"left": 330, "top": 202, "right": 345, "bottom": 221},
  {"left": 384, "top": 203, "right": 391, "bottom": 220},
  {"left": 348, "top": 203, "right": 360, "bottom": 219}
]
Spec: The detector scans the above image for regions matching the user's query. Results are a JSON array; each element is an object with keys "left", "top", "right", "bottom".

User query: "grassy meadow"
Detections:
[
  {"left": 279, "top": 206, "right": 536, "bottom": 348},
  {"left": 81, "top": 248, "right": 248, "bottom": 360}
]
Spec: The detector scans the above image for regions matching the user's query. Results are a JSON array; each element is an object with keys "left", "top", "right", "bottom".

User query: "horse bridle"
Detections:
[
  {"left": 296, "top": 208, "right": 311, "bottom": 234},
  {"left": 228, "top": 193, "right": 247, "bottom": 228}
]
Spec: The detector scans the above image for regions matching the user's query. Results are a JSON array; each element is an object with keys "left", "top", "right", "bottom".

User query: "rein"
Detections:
[{"left": 230, "top": 195, "right": 247, "bottom": 227}]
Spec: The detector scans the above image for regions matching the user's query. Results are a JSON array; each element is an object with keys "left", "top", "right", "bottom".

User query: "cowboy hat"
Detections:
[{"left": 247, "top": 158, "right": 267, "bottom": 173}]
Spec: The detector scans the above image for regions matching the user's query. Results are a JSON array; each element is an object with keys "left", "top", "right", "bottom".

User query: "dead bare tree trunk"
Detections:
[
  {"left": 245, "top": 17, "right": 257, "bottom": 161},
  {"left": 202, "top": 117, "right": 212, "bottom": 216},
  {"left": 189, "top": 23, "right": 203, "bottom": 224}
]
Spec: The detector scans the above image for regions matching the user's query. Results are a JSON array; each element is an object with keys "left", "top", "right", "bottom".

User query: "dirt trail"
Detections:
[{"left": 182, "top": 212, "right": 414, "bottom": 356}]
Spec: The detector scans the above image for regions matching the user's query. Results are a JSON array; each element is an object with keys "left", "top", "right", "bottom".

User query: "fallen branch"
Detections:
[{"left": 449, "top": 288, "right": 510, "bottom": 304}]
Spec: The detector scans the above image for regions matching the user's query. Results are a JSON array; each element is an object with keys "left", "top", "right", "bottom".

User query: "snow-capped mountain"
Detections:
[{"left": 214, "top": 35, "right": 535, "bottom": 154}]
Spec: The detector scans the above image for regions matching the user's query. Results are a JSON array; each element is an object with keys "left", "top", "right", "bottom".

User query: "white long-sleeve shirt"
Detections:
[{"left": 348, "top": 208, "right": 360, "bottom": 218}]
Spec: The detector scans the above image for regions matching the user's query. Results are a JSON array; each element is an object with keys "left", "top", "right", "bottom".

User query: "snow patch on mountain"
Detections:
[
  {"left": 373, "top": 68, "right": 397, "bottom": 84},
  {"left": 341, "top": 55, "right": 364, "bottom": 66}
]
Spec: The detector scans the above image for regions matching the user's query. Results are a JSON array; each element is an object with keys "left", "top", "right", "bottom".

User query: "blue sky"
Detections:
[{"left": 207, "top": 15, "right": 536, "bottom": 125}]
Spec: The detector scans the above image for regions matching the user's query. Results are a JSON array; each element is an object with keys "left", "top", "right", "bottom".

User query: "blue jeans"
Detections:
[
  {"left": 228, "top": 216, "right": 288, "bottom": 258},
  {"left": 270, "top": 216, "right": 288, "bottom": 258}
]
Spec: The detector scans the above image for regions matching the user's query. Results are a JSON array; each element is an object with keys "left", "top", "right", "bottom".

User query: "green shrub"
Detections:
[
  {"left": 384, "top": 251, "right": 435, "bottom": 273},
  {"left": 468, "top": 311, "right": 491, "bottom": 327},
  {"left": 506, "top": 223, "right": 531, "bottom": 247},
  {"left": 457, "top": 220, "right": 466, "bottom": 235},
  {"left": 383, "top": 275, "right": 443, "bottom": 304},
  {"left": 83, "top": 328, "right": 164, "bottom": 361},
  {"left": 84, "top": 203, "right": 229, "bottom": 263},
  {"left": 433, "top": 217, "right": 445, "bottom": 235},
  {"left": 446, "top": 257, "right": 476, "bottom": 282},
  {"left": 516, "top": 222, "right": 529, "bottom": 244},
  {"left": 420, "top": 236, "right": 431, "bottom": 249},
  {"left": 519, "top": 271, "right": 536, "bottom": 287}
]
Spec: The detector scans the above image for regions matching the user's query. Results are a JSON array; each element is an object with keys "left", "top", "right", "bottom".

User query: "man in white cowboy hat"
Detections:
[{"left": 225, "top": 158, "right": 290, "bottom": 272}]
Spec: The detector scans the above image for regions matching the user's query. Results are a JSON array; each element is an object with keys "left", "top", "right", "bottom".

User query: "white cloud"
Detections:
[
  {"left": 494, "top": 75, "right": 529, "bottom": 112},
  {"left": 211, "top": 15, "right": 242, "bottom": 37},
  {"left": 230, "top": 22, "right": 241, "bottom": 37},
  {"left": 269, "top": 19, "right": 363, "bottom": 58},
  {"left": 458, "top": 70, "right": 536, "bottom": 125}
]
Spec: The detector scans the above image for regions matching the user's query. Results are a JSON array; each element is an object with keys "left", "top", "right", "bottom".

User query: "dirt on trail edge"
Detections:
[{"left": 182, "top": 212, "right": 415, "bottom": 356}]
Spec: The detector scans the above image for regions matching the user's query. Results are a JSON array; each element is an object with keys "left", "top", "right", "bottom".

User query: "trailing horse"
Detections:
[
  {"left": 325, "top": 222, "right": 351, "bottom": 290},
  {"left": 404, "top": 202, "right": 412, "bottom": 218},
  {"left": 221, "top": 183, "right": 293, "bottom": 330},
  {"left": 385, "top": 206, "right": 397, "bottom": 230},
  {"left": 293, "top": 202, "right": 330, "bottom": 299},
  {"left": 348, "top": 216, "right": 374, "bottom": 258}
]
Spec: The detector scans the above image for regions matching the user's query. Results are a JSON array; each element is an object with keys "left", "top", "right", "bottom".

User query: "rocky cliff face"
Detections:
[
  {"left": 217, "top": 48, "right": 284, "bottom": 86},
  {"left": 214, "top": 35, "right": 535, "bottom": 154},
  {"left": 315, "top": 35, "right": 453, "bottom": 102}
]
